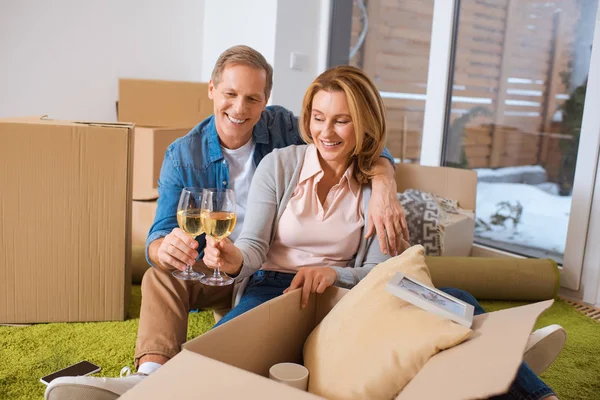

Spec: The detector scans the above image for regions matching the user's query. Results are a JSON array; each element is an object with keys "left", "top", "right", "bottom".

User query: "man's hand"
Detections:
[
  {"left": 151, "top": 228, "right": 199, "bottom": 273},
  {"left": 367, "top": 159, "right": 409, "bottom": 255},
  {"left": 202, "top": 236, "right": 243, "bottom": 276},
  {"left": 283, "top": 267, "right": 337, "bottom": 309}
]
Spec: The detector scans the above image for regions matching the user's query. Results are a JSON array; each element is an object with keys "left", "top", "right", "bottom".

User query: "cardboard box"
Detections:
[
  {"left": 122, "top": 287, "right": 553, "bottom": 399},
  {"left": 440, "top": 210, "right": 475, "bottom": 256},
  {"left": 132, "top": 127, "right": 188, "bottom": 200},
  {"left": 131, "top": 200, "right": 157, "bottom": 283},
  {"left": 132, "top": 200, "right": 157, "bottom": 246},
  {"left": 395, "top": 164, "right": 477, "bottom": 256},
  {"left": 0, "top": 116, "right": 134, "bottom": 323},
  {"left": 395, "top": 164, "right": 477, "bottom": 211},
  {"left": 118, "top": 78, "right": 213, "bottom": 128}
]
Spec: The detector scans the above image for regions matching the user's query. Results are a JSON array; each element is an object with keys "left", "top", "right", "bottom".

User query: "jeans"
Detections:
[
  {"left": 214, "top": 274, "right": 556, "bottom": 400},
  {"left": 440, "top": 288, "right": 556, "bottom": 400}
]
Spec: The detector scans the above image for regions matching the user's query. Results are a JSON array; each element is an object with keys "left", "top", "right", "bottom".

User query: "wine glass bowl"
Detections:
[
  {"left": 200, "top": 188, "right": 237, "bottom": 286},
  {"left": 172, "top": 187, "right": 205, "bottom": 281}
]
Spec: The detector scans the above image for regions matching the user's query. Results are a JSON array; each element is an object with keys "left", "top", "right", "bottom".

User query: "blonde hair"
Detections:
[
  {"left": 299, "top": 65, "right": 387, "bottom": 184},
  {"left": 211, "top": 45, "right": 273, "bottom": 99}
]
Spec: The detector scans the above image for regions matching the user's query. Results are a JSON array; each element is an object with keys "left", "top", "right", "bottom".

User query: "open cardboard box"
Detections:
[{"left": 122, "top": 286, "right": 552, "bottom": 399}]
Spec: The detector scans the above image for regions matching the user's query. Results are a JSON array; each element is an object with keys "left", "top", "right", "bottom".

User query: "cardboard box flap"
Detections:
[
  {"left": 184, "top": 289, "right": 317, "bottom": 377},
  {"left": 121, "top": 349, "right": 321, "bottom": 400},
  {"left": 72, "top": 120, "right": 134, "bottom": 129},
  {"left": 0, "top": 116, "right": 134, "bottom": 129},
  {"left": 0, "top": 115, "right": 48, "bottom": 122},
  {"left": 395, "top": 164, "right": 477, "bottom": 211},
  {"left": 397, "top": 299, "right": 554, "bottom": 400}
]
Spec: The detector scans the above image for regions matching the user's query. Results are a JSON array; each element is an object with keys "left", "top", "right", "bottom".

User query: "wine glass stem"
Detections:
[
  {"left": 213, "top": 238, "right": 222, "bottom": 279},
  {"left": 186, "top": 265, "right": 194, "bottom": 275}
]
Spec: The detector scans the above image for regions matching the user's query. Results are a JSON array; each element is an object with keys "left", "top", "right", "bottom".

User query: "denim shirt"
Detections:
[{"left": 145, "top": 105, "right": 394, "bottom": 265}]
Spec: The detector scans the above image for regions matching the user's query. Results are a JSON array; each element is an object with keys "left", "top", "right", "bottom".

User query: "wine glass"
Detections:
[
  {"left": 200, "top": 188, "right": 237, "bottom": 286},
  {"left": 172, "top": 187, "right": 205, "bottom": 281}
]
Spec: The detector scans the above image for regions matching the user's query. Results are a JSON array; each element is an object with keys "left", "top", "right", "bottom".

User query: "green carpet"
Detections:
[{"left": 1, "top": 288, "right": 599, "bottom": 399}]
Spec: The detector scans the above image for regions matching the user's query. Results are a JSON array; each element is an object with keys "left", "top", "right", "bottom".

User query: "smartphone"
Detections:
[{"left": 40, "top": 361, "right": 101, "bottom": 385}]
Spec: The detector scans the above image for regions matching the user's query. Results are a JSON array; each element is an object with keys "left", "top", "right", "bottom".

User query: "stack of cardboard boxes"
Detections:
[
  {"left": 0, "top": 79, "right": 213, "bottom": 323},
  {"left": 118, "top": 79, "right": 214, "bottom": 281}
]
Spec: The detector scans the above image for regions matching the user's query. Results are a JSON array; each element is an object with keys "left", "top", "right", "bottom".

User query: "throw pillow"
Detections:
[
  {"left": 398, "top": 189, "right": 443, "bottom": 255},
  {"left": 303, "top": 245, "right": 472, "bottom": 400}
]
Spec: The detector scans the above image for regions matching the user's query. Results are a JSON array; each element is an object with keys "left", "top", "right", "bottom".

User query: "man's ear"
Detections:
[{"left": 208, "top": 80, "right": 215, "bottom": 100}]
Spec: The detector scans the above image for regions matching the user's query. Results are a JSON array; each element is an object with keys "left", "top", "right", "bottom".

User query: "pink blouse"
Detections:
[{"left": 262, "top": 145, "right": 364, "bottom": 273}]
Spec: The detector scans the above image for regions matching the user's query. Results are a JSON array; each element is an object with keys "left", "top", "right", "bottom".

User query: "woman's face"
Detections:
[{"left": 310, "top": 90, "right": 357, "bottom": 173}]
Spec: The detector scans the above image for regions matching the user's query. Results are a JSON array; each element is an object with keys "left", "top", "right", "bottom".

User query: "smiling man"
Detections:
[{"left": 44, "top": 45, "right": 408, "bottom": 400}]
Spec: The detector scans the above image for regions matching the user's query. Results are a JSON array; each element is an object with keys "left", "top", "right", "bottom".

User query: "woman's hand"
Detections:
[
  {"left": 283, "top": 267, "right": 337, "bottom": 309},
  {"left": 202, "top": 236, "right": 243, "bottom": 276}
]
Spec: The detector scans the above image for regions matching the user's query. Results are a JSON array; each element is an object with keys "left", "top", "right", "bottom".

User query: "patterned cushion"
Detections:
[
  {"left": 398, "top": 189, "right": 442, "bottom": 256},
  {"left": 397, "top": 189, "right": 459, "bottom": 256}
]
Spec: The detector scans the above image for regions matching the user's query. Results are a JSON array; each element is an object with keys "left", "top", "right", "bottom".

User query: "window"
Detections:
[
  {"left": 348, "top": 0, "right": 435, "bottom": 164},
  {"left": 441, "top": 0, "right": 599, "bottom": 265}
]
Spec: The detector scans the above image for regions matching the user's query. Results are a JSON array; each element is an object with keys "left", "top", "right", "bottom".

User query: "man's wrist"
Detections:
[
  {"left": 148, "top": 238, "right": 165, "bottom": 269},
  {"left": 371, "top": 173, "right": 397, "bottom": 191}
]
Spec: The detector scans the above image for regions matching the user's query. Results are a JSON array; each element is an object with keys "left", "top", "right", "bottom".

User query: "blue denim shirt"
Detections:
[{"left": 145, "top": 105, "right": 393, "bottom": 265}]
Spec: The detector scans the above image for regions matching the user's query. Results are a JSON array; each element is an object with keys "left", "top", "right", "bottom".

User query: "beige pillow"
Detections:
[{"left": 303, "top": 245, "right": 472, "bottom": 400}]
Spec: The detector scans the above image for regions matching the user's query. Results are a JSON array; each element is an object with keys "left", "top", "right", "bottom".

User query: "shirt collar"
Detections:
[
  {"left": 298, "top": 144, "right": 324, "bottom": 184},
  {"left": 203, "top": 115, "right": 270, "bottom": 165},
  {"left": 252, "top": 115, "right": 270, "bottom": 144},
  {"left": 299, "top": 145, "right": 361, "bottom": 197},
  {"left": 204, "top": 117, "right": 224, "bottom": 166},
  {"left": 343, "top": 163, "right": 361, "bottom": 197},
  {"left": 203, "top": 114, "right": 270, "bottom": 167}
]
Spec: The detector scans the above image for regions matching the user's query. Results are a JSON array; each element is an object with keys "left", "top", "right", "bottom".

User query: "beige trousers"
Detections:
[{"left": 134, "top": 263, "right": 233, "bottom": 366}]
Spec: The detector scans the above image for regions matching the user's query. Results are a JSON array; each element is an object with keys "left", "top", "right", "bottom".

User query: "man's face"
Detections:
[{"left": 208, "top": 64, "right": 269, "bottom": 149}]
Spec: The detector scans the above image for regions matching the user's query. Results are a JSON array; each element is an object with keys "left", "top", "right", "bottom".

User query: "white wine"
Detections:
[
  {"left": 177, "top": 209, "right": 204, "bottom": 238},
  {"left": 202, "top": 211, "right": 237, "bottom": 241}
]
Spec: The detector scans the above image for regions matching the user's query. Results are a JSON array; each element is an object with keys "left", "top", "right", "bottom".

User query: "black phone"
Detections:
[{"left": 40, "top": 361, "right": 101, "bottom": 385}]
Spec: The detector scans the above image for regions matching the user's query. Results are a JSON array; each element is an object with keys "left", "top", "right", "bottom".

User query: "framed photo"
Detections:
[{"left": 386, "top": 272, "right": 474, "bottom": 328}]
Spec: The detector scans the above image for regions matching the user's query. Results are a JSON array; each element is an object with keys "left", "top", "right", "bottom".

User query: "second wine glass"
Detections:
[{"left": 200, "top": 188, "right": 237, "bottom": 286}]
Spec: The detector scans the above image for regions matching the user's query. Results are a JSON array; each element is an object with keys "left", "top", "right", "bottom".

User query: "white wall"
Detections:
[
  {"left": 200, "top": 0, "right": 330, "bottom": 114},
  {"left": 270, "top": 0, "right": 331, "bottom": 114},
  {"left": 0, "top": 0, "right": 330, "bottom": 121},
  {"left": 0, "top": 0, "right": 205, "bottom": 122},
  {"left": 200, "top": 0, "right": 278, "bottom": 82}
]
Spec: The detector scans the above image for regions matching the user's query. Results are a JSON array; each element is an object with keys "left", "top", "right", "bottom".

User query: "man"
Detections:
[{"left": 44, "top": 45, "right": 409, "bottom": 400}]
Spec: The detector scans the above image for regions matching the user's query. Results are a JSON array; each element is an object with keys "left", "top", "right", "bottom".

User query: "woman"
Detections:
[{"left": 204, "top": 66, "right": 560, "bottom": 400}]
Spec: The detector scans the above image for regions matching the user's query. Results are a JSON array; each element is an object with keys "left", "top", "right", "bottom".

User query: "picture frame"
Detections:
[{"left": 385, "top": 272, "right": 475, "bottom": 328}]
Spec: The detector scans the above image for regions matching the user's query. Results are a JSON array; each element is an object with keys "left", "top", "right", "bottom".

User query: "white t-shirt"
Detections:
[{"left": 221, "top": 138, "right": 256, "bottom": 241}]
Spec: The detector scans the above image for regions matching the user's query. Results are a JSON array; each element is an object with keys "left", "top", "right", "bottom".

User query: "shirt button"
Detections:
[
  {"left": 223, "top": 180, "right": 228, "bottom": 186},
  {"left": 222, "top": 160, "right": 227, "bottom": 164}
]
